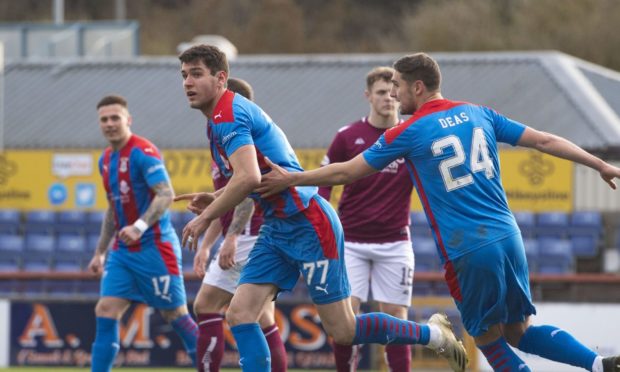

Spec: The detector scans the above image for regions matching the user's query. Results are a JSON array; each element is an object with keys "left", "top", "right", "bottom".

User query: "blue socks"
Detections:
[
  {"left": 231, "top": 323, "right": 271, "bottom": 372},
  {"left": 352, "top": 312, "right": 430, "bottom": 345},
  {"left": 517, "top": 325, "right": 597, "bottom": 370},
  {"left": 480, "top": 337, "right": 531, "bottom": 371},
  {"left": 171, "top": 314, "right": 199, "bottom": 367},
  {"left": 91, "top": 317, "right": 120, "bottom": 372}
]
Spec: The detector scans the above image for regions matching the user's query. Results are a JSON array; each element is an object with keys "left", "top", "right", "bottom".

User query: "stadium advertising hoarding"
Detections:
[
  {"left": 9, "top": 301, "right": 370, "bottom": 369},
  {"left": 0, "top": 148, "right": 572, "bottom": 211}
]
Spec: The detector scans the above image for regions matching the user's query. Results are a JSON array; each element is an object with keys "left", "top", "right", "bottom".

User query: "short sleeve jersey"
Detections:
[
  {"left": 99, "top": 135, "right": 176, "bottom": 251},
  {"left": 363, "top": 99, "right": 526, "bottom": 264},
  {"left": 207, "top": 90, "right": 317, "bottom": 219},
  {"left": 318, "top": 118, "right": 413, "bottom": 243},
  {"left": 210, "top": 160, "right": 263, "bottom": 236}
]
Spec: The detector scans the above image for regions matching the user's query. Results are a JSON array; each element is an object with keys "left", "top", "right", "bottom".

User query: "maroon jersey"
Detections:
[
  {"left": 211, "top": 161, "right": 263, "bottom": 236},
  {"left": 318, "top": 117, "right": 413, "bottom": 243}
]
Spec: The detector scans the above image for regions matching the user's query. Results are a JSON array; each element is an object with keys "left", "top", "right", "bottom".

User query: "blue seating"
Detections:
[
  {"left": 414, "top": 237, "right": 439, "bottom": 272},
  {"left": 86, "top": 211, "right": 106, "bottom": 234},
  {"left": 55, "top": 234, "right": 87, "bottom": 271},
  {"left": 569, "top": 211, "right": 602, "bottom": 257},
  {"left": 25, "top": 233, "right": 55, "bottom": 253},
  {"left": 513, "top": 211, "right": 536, "bottom": 238},
  {"left": 53, "top": 257, "right": 83, "bottom": 272},
  {"left": 57, "top": 234, "right": 86, "bottom": 253},
  {"left": 23, "top": 233, "right": 55, "bottom": 272},
  {"left": 410, "top": 211, "right": 431, "bottom": 238},
  {"left": 570, "top": 236, "right": 599, "bottom": 258},
  {"left": 55, "top": 210, "right": 87, "bottom": 234},
  {"left": 0, "top": 209, "right": 21, "bottom": 234},
  {"left": 0, "top": 233, "right": 25, "bottom": 271},
  {"left": 86, "top": 233, "right": 101, "bottom": 256},
  {"left": 24, "top": 210, "right": 56, "bottom": 234},
  {"left": 536, "top": 212, "right": 570, "bottom": 239},
  {"left": 536, "top": 238, "right": 574, "bottom": 274},
  {"left": 522, "top": 238, "right": 540, "bottom": 272}
]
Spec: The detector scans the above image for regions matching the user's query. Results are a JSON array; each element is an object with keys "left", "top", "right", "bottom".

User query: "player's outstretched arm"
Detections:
[
  {"left": 257, "top": 153, "right": 377, "bottom": 198},
  {"left": 174, "top": 190, "right": 220, "bottom": 215},
  {"left": 517, "top": 127, "right": 620, "bottom": 189}
]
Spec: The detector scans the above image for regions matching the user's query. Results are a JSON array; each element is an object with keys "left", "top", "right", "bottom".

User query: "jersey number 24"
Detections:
[{"left": 432, "top": 128, "right": 495, "bottom": 192}]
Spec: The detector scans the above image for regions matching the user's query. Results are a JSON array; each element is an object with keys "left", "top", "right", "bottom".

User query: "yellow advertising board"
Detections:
[
  {"left": 499, "top": 149, "right": 573, "bottom": 212},
  {"left": 0, "top": 148, "right": 572, "bottom": 212}
]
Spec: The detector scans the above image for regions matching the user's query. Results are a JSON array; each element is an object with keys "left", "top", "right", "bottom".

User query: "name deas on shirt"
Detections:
[
  {"left": 438, "top": 112, "right": 469, "bottom": 128},
  {"left": 222, "top": 131, "right": 238, "bottom": 144}
]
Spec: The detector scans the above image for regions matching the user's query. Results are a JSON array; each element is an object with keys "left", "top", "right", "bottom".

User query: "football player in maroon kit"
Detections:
[{"left": 319, "top": 67, "right": 415, "bottom": 372}]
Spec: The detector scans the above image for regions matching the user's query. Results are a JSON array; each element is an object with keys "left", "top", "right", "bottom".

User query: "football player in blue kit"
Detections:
[
  {"left": 176, "top": 45, "right": 468, "bottom": 372},
  {"left": 259, "top": 52, "right": 620, "bottom": 372},
  {"left": 89, "top": 95, "right": 198, "bottom": 371}
]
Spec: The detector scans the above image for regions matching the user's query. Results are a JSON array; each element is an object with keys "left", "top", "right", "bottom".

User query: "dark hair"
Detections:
[
  {"left": 393, "top": 52, "right": 441, "bottom": 91},
  {"left": 366, "top": 66, "right": 394, "bottom": 90},
  {"left": 227, "top": 77, "right": 254, "bottom": 101},
  {"left": 178, "top": 44, "right": 229, "bottom": 76},
  {"left": 97, "top": 95, "right": 128, "bottom": 110}
]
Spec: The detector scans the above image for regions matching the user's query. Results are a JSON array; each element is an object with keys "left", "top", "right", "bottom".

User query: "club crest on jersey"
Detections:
[
  {"left": 119, "top": 157, "right": 129, "bottom": 173},
  {"left": 120, "top": 180, "right": 130, "bottom": 194}
]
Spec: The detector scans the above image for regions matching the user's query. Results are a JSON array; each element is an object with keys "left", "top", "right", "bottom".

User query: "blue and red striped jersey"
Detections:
[
  {"left": 207, "top": 90, "right": 317, "bottom": 219},
  {"left": 99, "top": 134, "right": 176, "bottom": 251},
  {"left": 363, "top": 99, "right": 526, "bottom": 264}
]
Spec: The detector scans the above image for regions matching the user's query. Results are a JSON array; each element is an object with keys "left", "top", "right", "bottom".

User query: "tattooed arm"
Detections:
[
  {"left": 88, "top": 207, "right": 116, "bottom": 275},
  {"left": 218, "top": 198, "right": 255, "bottom": 270},
  {"left": 118, "top": 181, "right": 174, "bottom": 245}
]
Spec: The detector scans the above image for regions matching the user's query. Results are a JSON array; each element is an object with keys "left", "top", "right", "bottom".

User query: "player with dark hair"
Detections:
[
  {"left": 320, "top": 67, "right": 414, "bottom": 371},
  {"left": 89, "top": 94, "right": 198, "bottom": 372},
  {"left": 190, "top": 77, "right": 287, "bottom": 372},
  {"left": 176, "top": 45, "right": 467, "bottom": 372},
  {"left": 259, "top": 52, "right": 620, "bottom": 372}
]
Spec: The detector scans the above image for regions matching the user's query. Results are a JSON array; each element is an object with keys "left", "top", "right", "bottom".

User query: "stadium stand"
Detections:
[
  {"left": 0, "top": 209, "right": 22, "bottom": 234},
  {"left": 536, "top": 211, "right": 570, "bottom": 239},
  {"left": 523, "top": 238, "right": 540, "bottom": 273},
  {"left": 0, "top": 233, "right": 25, "bottom": 271},
  {"left": 569, "top": 211, "right": 602, "bottom": 257},
  {"left": 536, "top": 237, "right": 575, "bottom": 274},
  {"left": 55, "top": 234, "right": 87, "bottom": 272},
  {"left": 23, "top": 233, "right": 56, "bottom": 272},
  {"left": 24, "top": 210, "right": 57, "bottom": 235},
  {"left": 414, "top": 237, "right": 440, "bottom": 272},
  {"left": 513, "top": 211, "right": 536, "bottom": 239},
  {"left": 55, "top": 210, "right": 88, "bottom": 235},
  {"left": 410, "top": 211, "right": 432, "bottom": 238},
  {"left": 86, "top": 210, "right": 106, "bottom": 234}
]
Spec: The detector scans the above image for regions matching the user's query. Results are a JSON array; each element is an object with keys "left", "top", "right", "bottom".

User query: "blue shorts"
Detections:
[
  {"left": 447, "top": 233, "right": 536, "bottom": 337},
  {"left": 101, "top": 236, "right": 187, "bottom": 310},
  {"left": 239, "top": 196, "right": 350, "bottom": 305}
]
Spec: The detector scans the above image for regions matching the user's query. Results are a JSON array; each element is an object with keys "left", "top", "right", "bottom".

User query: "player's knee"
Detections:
[
  {"left": 322, "top": 320, "right": 356, "bottom": 345},
  {"left": 504, "top": 327, "right": 527, "bottom": 347},
  {"left": 328, "top": 327, "right": 355, "bottom": 345},
  {"left": 95, "top": 300, "right": 122, "bottom": 318},
  {"left": 225, "top": 304, "right": 254, "bottom": 327},
  {"left": 160, "top": 306, "right": 188, "bottom": 323}
]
